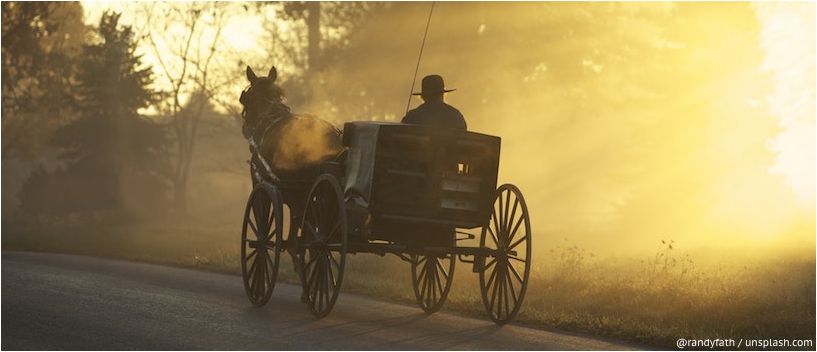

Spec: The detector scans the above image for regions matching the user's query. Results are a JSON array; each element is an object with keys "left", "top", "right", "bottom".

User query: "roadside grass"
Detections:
[{"left": 3, "top": 220, "right": 814, "bottom": 349}]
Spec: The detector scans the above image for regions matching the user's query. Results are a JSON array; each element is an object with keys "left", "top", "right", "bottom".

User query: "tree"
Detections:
[
  {"left": 142, "top": 2, "right": 235, "bottom": 212},
  {"left": 259, "top": 2, "right": 385, "bottom": 109},
  {"left": 20, "top": 11, "right": 171, "bottom": 216},
  {"left": 1, "top": 2, "right": 86, "bottom": 159}
]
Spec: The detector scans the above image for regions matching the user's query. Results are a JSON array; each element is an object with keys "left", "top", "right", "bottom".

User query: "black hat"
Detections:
[{"left": 412, "top": 74, "right": 456, "bottom": 96}]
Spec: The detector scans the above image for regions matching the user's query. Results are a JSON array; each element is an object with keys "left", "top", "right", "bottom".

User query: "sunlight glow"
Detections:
[{"left": 755, "top": 2, "right": 816, "bottom": 206}]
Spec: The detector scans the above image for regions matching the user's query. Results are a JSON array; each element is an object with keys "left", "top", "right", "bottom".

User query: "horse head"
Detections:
[{"left": 240, "top": 66, "right": 288, "bottom": 138}]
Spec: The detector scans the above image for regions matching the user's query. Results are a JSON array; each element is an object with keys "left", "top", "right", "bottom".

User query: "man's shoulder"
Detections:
[
  {"left": 401, "top": 106, "right": 422, "bottom": 123},
  {"left": 442, "top": 102, "right": 464, "bottom": 117}
]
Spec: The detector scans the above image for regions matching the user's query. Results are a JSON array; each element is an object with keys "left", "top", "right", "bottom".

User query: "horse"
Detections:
[{"left": 239, "top": 66, "right": 344, "bottom": 182}]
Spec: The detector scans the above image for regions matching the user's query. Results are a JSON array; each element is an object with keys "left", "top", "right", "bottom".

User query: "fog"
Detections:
[{"left": 3, "top": 2, "right": 814, "bottom": 259}]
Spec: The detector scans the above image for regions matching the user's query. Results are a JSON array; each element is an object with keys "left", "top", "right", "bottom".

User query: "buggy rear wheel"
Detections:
[
  {"left": 300, "top": 174, "right": 348, "bottom": 318},
  {"left": 479, "top": 184, "right": 532, "bottom": 325},
  {"left": 411, "top": 254, "right": 455, "bottom": 314},
  {"left": 241, "top": 183, "right": 284, "bottom": 306}
]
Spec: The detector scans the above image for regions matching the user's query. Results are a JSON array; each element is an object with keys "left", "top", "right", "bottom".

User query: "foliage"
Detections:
[
  {"left": 1, "top": 2, "right": 85, "bottom": 159},
  {"left": 258, "top": 2, "right": 386, "bottom": 108},
  {"left": 140, "top": 2, "right": 234, "bottom": 212},
  {"left": 20, "top": 12, "right": 171, "bottom": 217}
]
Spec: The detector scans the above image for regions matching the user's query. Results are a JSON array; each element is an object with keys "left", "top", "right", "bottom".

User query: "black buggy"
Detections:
[{"left": 241, "top": 121, "right": 532, "bottom": 325}]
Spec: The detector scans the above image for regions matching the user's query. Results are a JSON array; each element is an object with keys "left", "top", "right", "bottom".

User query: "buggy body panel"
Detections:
[{"left": 342, "top": 122, "right": 501, "bottom": 244}]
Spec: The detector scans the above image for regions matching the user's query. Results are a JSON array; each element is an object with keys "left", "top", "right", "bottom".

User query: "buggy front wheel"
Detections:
[
  {"left": 300, "top": 174, "right": 348, "bottom": 318},
  {"left": 240, "top": 182, "right": 284, "bottom": 306}
]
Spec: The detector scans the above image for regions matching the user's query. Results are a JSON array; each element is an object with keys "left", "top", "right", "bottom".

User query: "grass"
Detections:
[{"left": 3, "top": 218, "right": 814, "bottom": 349}]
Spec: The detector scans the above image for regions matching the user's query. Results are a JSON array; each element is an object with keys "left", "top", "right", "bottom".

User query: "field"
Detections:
[{"left": 3, "top": 217, "right": 814, "bottom": 349}]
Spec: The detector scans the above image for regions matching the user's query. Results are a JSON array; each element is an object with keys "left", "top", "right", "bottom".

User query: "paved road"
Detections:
[{"left": 2, "top": 251, "right": 639, "bottom": 350}]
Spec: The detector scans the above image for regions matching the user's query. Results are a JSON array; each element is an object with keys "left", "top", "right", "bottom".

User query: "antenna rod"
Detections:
[{"left": 405, "top": 2, "right": 436, "bottom": 115}]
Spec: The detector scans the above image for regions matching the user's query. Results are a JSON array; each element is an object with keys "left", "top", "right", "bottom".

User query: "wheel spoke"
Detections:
[
  {"left": 305, "top": 251, "right": 319, "bottom": 270},
  {"left": 258, "top": 252, "right": 266, "bottom": 288},
  {"left": 253, "top": 255, "right": 264, "bottom": 297},
  {"left": 425, "top": 268, "right": 434, "bottom": 307},
  {"left": 506, "top": 270, "right": 518, "bottom": 304},
  {"left": 306, "top": 255, "right": 319, "bottom": 295},
  {"left": 485, "top": 257, "right": 497, "bottom": 270},
  {"left": 267, "top": 204, "right": 277, "bottom": 238},
  {"left": 508, "top": 260, "right": 525, "bottom": 284},
  {"left": 264, "top": 248, "right": 275, "bottom": 280},
  {"left": 244, "top": 248, "right": 257, "bottom": 262},
  {"left": 419, "top": 266, "right": 429, "bottom": 301},
  {"left": 502, "top": 270, "right": 511, "bottom": 317},
  {"left": 423, "top": 269, "right": 431, "bottom": 307},
  {"left": 490, "top": 267, "right": 500, "bottom": 312},
  {"left": 416, "top": 255, "right": 427, "bottom": 267},
  {"left": 316, "top": 258, "right": 325, "bottom": 310},
  {"left": 502, "top": 188, "right": 511, "bottom": 235},
  {"left": 248, "top": 259, "right": 258, "bottom": 294},
  {"left": 507, "top": 198, "right": 519, "bottom": 234},
  {"left": 486, "top": 264, "right": 499, "bottom": 290},
  {"left": 418, "top": 260, "right": 429, "bottom": 284},
  {"left": 315, "top": 260, "right": 324, "bottom": 312},
  {"left": 264, "top": 257, "right": 273, "bottom": 286},
  {"left": 247, "top": 255, "right": 258, "bottom": 279},
  {"left": 491, "top": 208, "right": 502, "bottom": 247},
  {"left": 435, "top": 258, "right": 449, "bottom": 281},
  {"left": 508, "top": 234, "right": 527, "bottom": 251},
  {"left": 328, "top": 251, "right": 341, "bottom": 272},
  {"left": 508, "top": 255, "right": 526, "bottom": 263},
  {"left": 307, "top": 201, "right": 319, "bottom": 237},
  {"left": 434, "top": 263, "right": 445, "bottom": 298},
  {"left": 486, "top": 226, "right": 500, "bottom": 249},
  {"left": 321, "top": 259, "right": 330, "bottom": 311},
  {"left": 496, "top": 271, "right": 504, "bottom": 318},
  {"left": 508, "top": 215, "right": 525, "bottom": 246},
  {"left": 430, "top": 268, "right": 438, "bottom": 306},
  {"left": 253, "top": 200, "right": 269, "bottom": 239},
  {"left": 247, "top": 218, "right": 259, "bottom": 238},
  {"left": 327, "top": 255, "right": 338, "bottom": 288}
]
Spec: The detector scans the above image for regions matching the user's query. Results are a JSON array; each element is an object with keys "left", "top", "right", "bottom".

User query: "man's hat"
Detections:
[{"left": 412, "top": 74, "right": 456, "bottom": 96}]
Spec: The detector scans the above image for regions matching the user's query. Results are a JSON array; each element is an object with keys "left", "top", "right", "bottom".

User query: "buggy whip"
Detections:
[{"left": 404, "top": 2, "right": 436, "bottom": 115}]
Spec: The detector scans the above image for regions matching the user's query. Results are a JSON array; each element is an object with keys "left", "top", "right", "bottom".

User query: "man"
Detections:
[{"left": 402, "top": 74, "right": 467, "bottom": 130}]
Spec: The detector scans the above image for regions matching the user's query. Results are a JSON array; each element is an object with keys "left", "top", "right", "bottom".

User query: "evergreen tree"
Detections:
[{"left": 22, "top": 12, "right": 171, "bottom": 215}]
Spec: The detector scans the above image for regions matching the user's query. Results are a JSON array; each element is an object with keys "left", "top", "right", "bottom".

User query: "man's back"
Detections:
[{"left": 402, "top": 100, "right": 467, "bottom": 130}]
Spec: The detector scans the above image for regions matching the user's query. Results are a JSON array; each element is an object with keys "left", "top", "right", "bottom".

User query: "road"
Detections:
[{"left": 2, "top": 251, "right": 639, "bottom": 350}]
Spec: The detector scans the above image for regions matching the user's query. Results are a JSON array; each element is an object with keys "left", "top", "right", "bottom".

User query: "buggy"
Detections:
[{"left": 241, "top": 121, "right": 532, "bottom": 325}]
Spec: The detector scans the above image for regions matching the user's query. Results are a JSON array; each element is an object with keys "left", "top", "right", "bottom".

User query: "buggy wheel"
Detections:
[
  {"left": 241, "top": 183, "right": 284, "bottom": 306},
  {"left": 479, "top": 184, "right": 532, "bottom": 325},
  {"left": 300, "top": 174, "right": 347, "bottom": 318},
  {"left": 411, "top": 254, "right": 455, "bottom": 314}
]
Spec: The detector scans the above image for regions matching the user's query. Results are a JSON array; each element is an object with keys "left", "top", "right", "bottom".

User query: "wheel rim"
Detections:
[
  {"left": 300, "top": 174, "right": 347, "bottom": 318},
  {"left": 479, "top": 184, "right": 532, "bottom": 325},
  {"left": 241, "top": 183, "right": 283, "bottom": 306},
  {"left": 411, "top": 254, "right": 455, "bottom": 314}
]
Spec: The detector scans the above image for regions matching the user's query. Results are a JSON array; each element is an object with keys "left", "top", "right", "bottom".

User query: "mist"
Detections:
[
  {"left": 3, "top": 1, "right": 814, "bottom": 260},
  {"left": 276, "top": 2, "right": 815, "bottom": 255},
  {"left": 3, "top": 2, "right": 815, "bottom": 345}
]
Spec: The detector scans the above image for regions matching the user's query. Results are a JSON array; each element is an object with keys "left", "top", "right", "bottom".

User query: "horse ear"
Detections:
[
  {"left": 246, "top": 66, "right": 258, "bottom": 83},
  {"left": 268, "top": 66, "right": 278, "bottom": 82}
]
